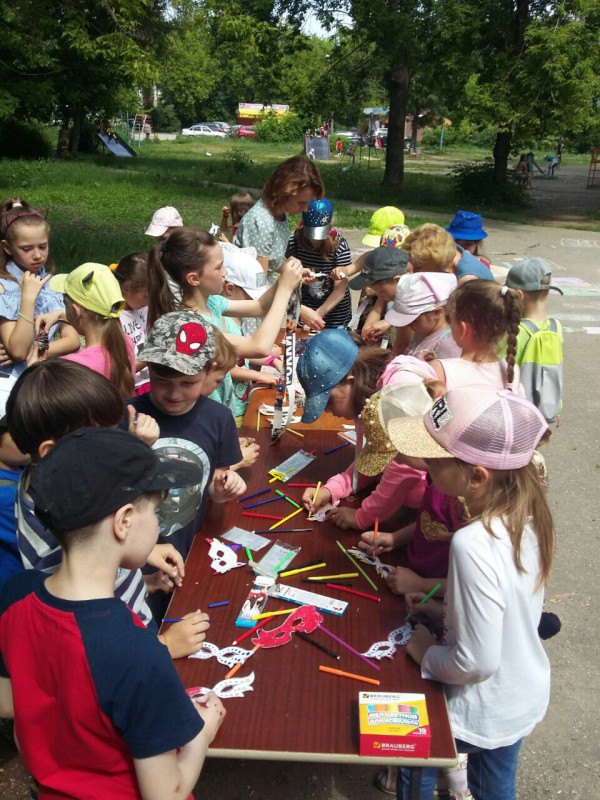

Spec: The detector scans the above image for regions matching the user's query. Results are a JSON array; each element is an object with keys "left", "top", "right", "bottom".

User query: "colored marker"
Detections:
[
  {"left": 252, "top": 608, "right": 296, "bottom": 621},
  {"left": 162, "top": 617, "right": 183, "bottom": 623},
  {"left": 372, "top": 517, "right": 379, "bottom": 558},
  {"left": 245, "top": 547, "right": 253, "bottom": 563},
  {"left": 268, "top": 506, "right": 303, "bottom": 530},
  {"left": 296, "top": 631, "right": 339, "bottom": 660},
  {"left": 405, "top": 582, "right": 442, "bottom": 621},
  {"left": 272, "top": 552, "right": 294, "bottom": 574},
  {"left": 232, "top": 617, "right": 269, "bottom": 645},
  {"left": 275, "top": 489, "right": 301, "bottom": 509},
  {"left": 242, "top": 512, "right": 285, "bottom": 521},
  {"left": 292, "top": 558, "right": 327, "bottom": 571},
  {"left": 318, "top": 665, "right": 380, "bottom": 686},
  {"left": 287, "top": 483, "right": 316, "bottom": 488},
  {"left": 224, "top": 643, "right": 260, "bottom": 679},
  {"left": 285, "top": 427, "right": 304, "bottom": 438},
  {"left": 253, "top": 527, "right": 313, "bottom": 534},
  {"left": 237, "top": 488, "right": 269, "bottom": 504},
  {"left": 207, "top": 601, "right": 229, "bottom": 609},
  {"left": 336, "top": 539, "right": 379, "bottom": 592},
  {"left": 326, "top": 583, "right": 380, "bottom": 602},
  {"left": 318, "top": 623, "right": 380, "bottom": 671},
  {"left": 279, "top": 562, "right": 326, "bottom": 578},
  {"left": 256, "top": 410, "right": 261, "bottom": 431},
  {"left": 243, "top": 496, "right": 281, "bottom": 510},
  {"left": 324, "top": 442, "right": 350, "bottom": 455},
  {"left": 306, "top": 573, "right": 358, "bottom": 581}
]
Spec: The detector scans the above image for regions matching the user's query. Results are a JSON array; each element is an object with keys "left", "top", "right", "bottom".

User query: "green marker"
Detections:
[
  {"left": 404, "top": 582, "right": 442, "bottom": 621},
  {"left": 275, "top": 489, "right": 301, "bottom": 509},
  {"left": 245, "top": 546, "right": 253, "bottom": 563}
]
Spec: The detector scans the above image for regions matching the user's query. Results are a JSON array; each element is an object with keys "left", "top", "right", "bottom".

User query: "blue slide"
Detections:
[{"left": 96, "top": 131, "right": 136, "bottom": 158}]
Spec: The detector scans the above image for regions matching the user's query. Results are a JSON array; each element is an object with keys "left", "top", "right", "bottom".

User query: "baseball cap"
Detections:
[
  {"left": 445, "top": 210, "right": 488, "bottom": 241},
  {"left": 296, "top": 329, "right": 358, "bottom": 423},
  {"left": 349, "top": 247, "right": 409, "bottom": 290},
  {"left": 50, "top": 263, "right": 125, "bottom": 319},
  {"left": 380, "top": 224, "right": 411, "bottom": 248},
  {"left": 302, "top": 198, "right": 334, "bottom": 240},
  {"left": 145, "top": 206, "right": 184, "bottom": 237},
  {"left": 140, "top": 312, "right": 216, "bottom": 375},
  {"left": 504, "top": 258, "right": 563, "bottom": 295},
  {"left": 387, "top": 386, "right": 548, "bottom": 470},
  {"left": 29, "top": 427, "right": 203, "bottom": 532},
  {"left": 385, "top": 272, "right": 457, "bottom": 326},
  {"left": 222, "top": 246, "right": 268, "bottom": 300},
  {"left": 362, "top": 207, "right": 406, "bottom": 247},
  {"left": 356, "top": 380, "right": 434, "bottom": 476}
]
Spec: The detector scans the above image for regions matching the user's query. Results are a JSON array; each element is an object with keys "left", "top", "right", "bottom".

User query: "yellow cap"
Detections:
[{"left": 50, "top": 263, "right": 125, "bottom": 318}]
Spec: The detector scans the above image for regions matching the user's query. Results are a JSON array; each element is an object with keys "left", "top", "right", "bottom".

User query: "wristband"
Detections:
[{"left": 18, "top": 312, "right": 34, "bottom": 324}]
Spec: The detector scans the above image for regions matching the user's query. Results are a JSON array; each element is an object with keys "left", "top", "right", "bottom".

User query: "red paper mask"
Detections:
[
  {"left": 176, "top": 322, "right": 207, "bottom": 355},
  {"left": 252, "top": 605, "right": 323, "bottom": 649}
]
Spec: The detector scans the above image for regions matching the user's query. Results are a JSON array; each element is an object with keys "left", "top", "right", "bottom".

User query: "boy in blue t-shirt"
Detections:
[
  {"left": 0, "top": 427, "right": 225, "bottom": 799},
  {"left": 132, "top": 311, "right": 245, "bottom": 563},
  {"left": 0, "top": 417, "right": 28, "bottom": 589}
]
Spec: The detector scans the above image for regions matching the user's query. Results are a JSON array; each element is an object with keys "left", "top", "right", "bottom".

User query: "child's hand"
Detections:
[
  {"left": 300, "top": 307, "right": 325, "bottom": 331},
  {"left": 211, "top": 469, "right": 246, "bottom": 501},
  {"left": 386, "top": 567, "right": 428, "bottom": 596},
  {"left": 302, "top": 486, "right": 332, "bottom": 513},
  {"left": 21, "top": 271, "right": 52, "bottom": 304},
  {"left": 237, "top": 437, "right": 260, "bottom": 468},
  {"left": 144, "top": 570, "right": 178, "bottom": 594},
  {"left": 359, "top": 530, "right": 395, "bottom": 555},
  {"left": 362, "top": 320, "right": 391, "bottom": 342},
  {"left": 279, "top": 258, "right": 303, "bottom": 291},
  {"left": 34, "top": 309, "right": 65, "bottom": 336},
  {"left": 192, "top": 691, "right": 226, "bottom": 742},
  {"left": 146, "top": 543, "right": 185, "bottom": 588},
  {"left": 406, "top": 623, "right": 436, "bottom": 665},
  {"left": 127, "top": 405, "right": 160, "bottom": 445},
  {"left": 271, "top": 344, "right": 282, "bottom": 357},
  {"left": 160, "top": 611, "right": 211, "bottom": 659},
  {"left": 255, "top": 373, "right": 279, "bottom": 387},
  {"left": 0, "top": 344, "right": 13, "bottom": 366},
  {"left": 330, "top": 267, "right": 349, "bottom": 281},
  {"left": 404, "top": 591, "right": 444, "bottom": 625},
  {"left": 325, "top": 505, "right": 357, "bottom": 529},
  {"left": 221, "top": 206, "right": 230, "bottom": 217}
]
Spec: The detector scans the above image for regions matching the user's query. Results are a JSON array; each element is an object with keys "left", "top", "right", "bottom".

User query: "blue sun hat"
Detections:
[
  {"left": 302, "top": 198, "right": 334, "bottom": 241},
  {"left": 296, "top": 329, "right": 358, "bottom": 423},
  {"left": 445, "top": 210, "right": 488, "bottom": 241}
]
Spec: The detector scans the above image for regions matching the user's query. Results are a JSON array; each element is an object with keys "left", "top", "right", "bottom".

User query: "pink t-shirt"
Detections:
[{"left": 62, "top": 336, "right": 136, "bottom": 381}]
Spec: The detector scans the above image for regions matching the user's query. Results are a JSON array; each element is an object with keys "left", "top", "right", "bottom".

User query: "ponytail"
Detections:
[
  {"left": 101, "top": 317, "right": 135, "bottom": 398},
  {"left": 147, "top": 242, "right": 178, "bottom": 327}
]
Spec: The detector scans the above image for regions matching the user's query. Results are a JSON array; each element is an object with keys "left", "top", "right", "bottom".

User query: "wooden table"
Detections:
[{"left": 165, "top": 423, "right": 456, "bottom": 795}]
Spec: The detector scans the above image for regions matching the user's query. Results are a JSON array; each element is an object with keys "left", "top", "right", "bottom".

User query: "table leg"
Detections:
[{"left": 407, "top": 766, "right": 422, "bottom": 800}]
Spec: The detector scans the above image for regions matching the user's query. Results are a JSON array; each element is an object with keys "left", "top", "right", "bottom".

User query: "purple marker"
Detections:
[{"left": 207, "top": 601, "right": 229, "bottom": 609}]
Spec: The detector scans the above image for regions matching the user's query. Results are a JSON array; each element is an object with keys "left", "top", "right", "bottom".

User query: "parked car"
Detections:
[
  {"left": 236, "top": 125, "right": 256, "bottom": 139},
  {"left": 181, "top": 124, "right": 227, "bottom": 138},
  {"left": 211, "top": 121, "right": 232, "bottom": 135}
]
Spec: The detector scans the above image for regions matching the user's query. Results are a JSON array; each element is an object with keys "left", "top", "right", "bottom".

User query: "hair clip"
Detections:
[{"left": 500, "top": 285, "right": 509, "bottom": 296}]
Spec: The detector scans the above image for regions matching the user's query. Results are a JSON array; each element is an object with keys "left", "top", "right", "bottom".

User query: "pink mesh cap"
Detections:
[{"left": 387, "top": 386, "right": 548, "bottom": 469}]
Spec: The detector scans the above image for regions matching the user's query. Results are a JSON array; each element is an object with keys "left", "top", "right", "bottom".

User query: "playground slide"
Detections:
[{"left": 96, "top": 131, "right": 136, "bottom": 158}]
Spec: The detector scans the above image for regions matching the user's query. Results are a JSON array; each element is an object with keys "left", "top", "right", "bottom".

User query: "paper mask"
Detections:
[
  {"left": 361, "top": 624, "right": 412, "bottom": 660},
  {"left": 186, "top": 672, "right": 255, "bottom": 700},
  {"left": 208, "top": 538, "right": 245, "bottom": 574},
  {"left": 251, "top": 605, "right": 323, "bottom": 649}
]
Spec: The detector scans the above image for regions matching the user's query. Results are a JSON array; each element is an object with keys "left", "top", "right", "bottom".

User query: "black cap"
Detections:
[
  {"left": 29, "top": 427, "right": 203, "bottom": 532},
  {"left": 348, "top": 247, "right": 409, "bottom": 289}
]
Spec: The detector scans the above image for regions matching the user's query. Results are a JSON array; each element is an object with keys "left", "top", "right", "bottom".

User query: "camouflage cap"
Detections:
[{"left": 139, "top": 311, "right": 216, "bottom": 375}]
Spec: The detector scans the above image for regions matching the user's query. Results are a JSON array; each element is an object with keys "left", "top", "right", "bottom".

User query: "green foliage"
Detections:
[
  {"left": 0, "top": 121, "right": 53, "bottom": 159},
  {"left": 451, "top": 162, "right": 531, "bottom": 209},
  {"left": 224, "top": 148, "right": 253, "bottom": 175},
  {"left": 421, "top": 126, "right": 460, "bottom": 148},
  {"left": 150, "top": 105, "right": 180, "bottom": 134},
  {"left": 255, "top": 112, "right": 304, "bottom": 142}
]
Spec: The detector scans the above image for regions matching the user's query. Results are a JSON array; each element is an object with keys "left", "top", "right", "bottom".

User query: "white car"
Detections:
[{"left": 181, "top": 124, "right": 227, "bottom": 138}]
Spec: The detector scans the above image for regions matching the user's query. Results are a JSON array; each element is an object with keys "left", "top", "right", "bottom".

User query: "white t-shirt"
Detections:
[
  {"left": 119, "top": 307, "right": 149, "bottom": 389},
  {"left": 421, "top": 517, "right": 550, "bottom": 749}
]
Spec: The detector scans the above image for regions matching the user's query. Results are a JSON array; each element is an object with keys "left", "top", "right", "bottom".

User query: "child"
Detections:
[
  {"left": 132, "top": 311, "right": 246, "bottom": 565},
  {"left": 430, "top": 280, "right": 522, "bottom": 393},
  {"left": 387, "top": 386, "right": 552, "bottom": 800},
  {"left": 286, "top": 198, "right": 352, "bottom": 330},
  {"left": 0, "top": 198, "right": 79, "bottom": 378},
  {"left": 38, "top": 262, "right": 136, "bottom": 398},
  {"left": 504, "top": 257, "right": 563, "bottom": 423},
  {"left": 145, "top": 205, "right": 184, "bottom": 240},
  {"left": 445, "top": 210, "right": 492, "bottom": 268},
  {"left": 0, "top": 414, "right": 29, "bottom": 589},
  {"left": 6, "top": 359, "right": 208, "bottom": 658},
  {"left": 112, "top": 253, "right": 151, "bottom": 393},
  {"left": 385, "top": 272, "right": 461, "bottom": 360},
  {"left": 403, "top": 223, "right": 492, "bottom": 282},
  {"left": 297, "top": 330, "right": 428, "bottom": 531},
  {"left": 0, "top": 426, "right": 225, "bottom": 798},
  {"left": 220, "top": 191, "right": 254, "bottom": 240},
  {"left": 146, "top": 228, "right": 304, "bottom": 362},
  {"left": 514, "top": 154, "right": 532, "bottom": 188}
]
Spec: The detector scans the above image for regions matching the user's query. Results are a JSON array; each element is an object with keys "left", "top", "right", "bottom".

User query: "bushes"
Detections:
[
  {"left": 151, "top": 105, "right": 180, "bottom": 133},
  {"left": 255, "top": 111, "right": 304, "bottom": 143},
  {"left": 0, "top": 121, "right": 53, "bottom": 159},
  {"left": 451, "top": 161, "right": 531, "bottom": 208}
]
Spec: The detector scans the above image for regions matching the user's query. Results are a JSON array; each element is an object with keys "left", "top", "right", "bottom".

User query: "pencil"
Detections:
[
  {"left": 404, "top": 582, "right": 442, "bottom": 621},
  {"left": 306, "top": 573, "right": 358, "bottom": 580},
  {"left": 326, "top": 583, "right": 380, "bottom": 602},
  {"left": 242, "top": 511, "right": 286, "bottom": 521},
  {"left": 296, "top": 631, "right": 339, "bottom": 660},
  {"left": 268, "top": 506, "right": 303, "bottom": 530},
  {"left": 279, "top": 562, "right": 326, "bottom": 578},
  {"left": 336, "top": 539, "right": 379, "bottom": 592},
  {"left": 252, "top": 608, "right": 296, "bottom": 621},
  {"left": 324, "top": 442, "right": 350, "bottom": 455},
  {"left": 318, "top": 665, "right": 380, "bottom": 686},
  {"left": 237, "top": 488, "right": 270, "bottom": 503}
]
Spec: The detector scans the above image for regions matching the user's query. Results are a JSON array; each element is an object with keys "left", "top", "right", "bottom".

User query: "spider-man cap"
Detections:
[{"left": 139, "top": 312, "right": 216, "bottom": 375}]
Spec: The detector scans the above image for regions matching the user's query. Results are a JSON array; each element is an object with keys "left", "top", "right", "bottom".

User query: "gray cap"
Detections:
[
  {"left": 505, "top": 258, "right": 563, "bottom": 295},
  {"left": 140, "top": 311, "right": 216, "bottom": 375},
  {"left": 349, "top": 247, "right": 409, "bottom": 290}
]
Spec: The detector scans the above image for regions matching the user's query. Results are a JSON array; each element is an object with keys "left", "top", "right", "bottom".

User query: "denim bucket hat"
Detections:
[{"left": 296, "top": 329, "right": 359, "bottom": 423}]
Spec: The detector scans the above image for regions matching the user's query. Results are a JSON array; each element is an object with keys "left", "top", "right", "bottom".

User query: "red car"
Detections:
[{"left": 236, "top": 125, "right": 256, "bottom": 139}]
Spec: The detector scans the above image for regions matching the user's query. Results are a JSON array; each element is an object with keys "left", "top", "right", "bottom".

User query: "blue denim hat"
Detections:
[
  {"left": 445, "top": 210, "right": 488, "bottom": 241},
  {"left": 296, "top": 329, "right": 359, "bottom": 423}
]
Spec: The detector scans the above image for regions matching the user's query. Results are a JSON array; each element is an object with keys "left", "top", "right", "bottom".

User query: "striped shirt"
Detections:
[{"left": 285, "top": 234, "right": 352, "bottom": 329}]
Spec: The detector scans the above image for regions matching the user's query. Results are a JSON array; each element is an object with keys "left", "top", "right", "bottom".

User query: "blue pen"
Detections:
[
  {"left": 244, "top": 496, "right": 282, "bottom": 510},
  {"left": 163, "top": 617, "right": 211, "bottom": 623},
  {"left": 324, "top": 442, "right": 350, "bottom": 455},
  {"left": 237, "top": 488, "right": 270, "bottom": 503},
  {"left": 208, "top": 601, "right": 229, "bottom": 609}
]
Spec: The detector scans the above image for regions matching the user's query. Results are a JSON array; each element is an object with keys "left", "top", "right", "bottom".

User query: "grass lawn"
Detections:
[{"left": 0, "top": 135, "right": 551, "bottom": 270}]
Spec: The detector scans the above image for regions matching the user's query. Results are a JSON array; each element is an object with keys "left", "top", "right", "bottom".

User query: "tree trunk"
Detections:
[
  {"left": 411, "top": 105, "right": 420, "bottom": 150},
  {"left": 493, "top": 124, "right": 512, "bottom": 185},
  {"left": 383, "top": 65, "right": 411, "bottom": 188},
  {"left": 70, "top": 103, "right": 83, "bottom": 154}
]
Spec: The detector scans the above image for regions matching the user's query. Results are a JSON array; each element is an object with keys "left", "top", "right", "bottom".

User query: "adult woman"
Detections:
[
  {"left": 234, "top": 156, "right": 324, "bottom": 286},
  {"left": 296, "top": 329, "right": 432, "bottom": 530}
]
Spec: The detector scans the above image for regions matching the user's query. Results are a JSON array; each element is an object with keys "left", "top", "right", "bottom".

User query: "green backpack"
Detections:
[{"left": 519, "top": 318, "right": 563, "bottom": 423}]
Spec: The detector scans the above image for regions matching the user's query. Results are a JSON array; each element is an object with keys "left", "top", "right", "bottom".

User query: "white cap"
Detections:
[
  {"left": 385, "top": 272, "right": 457, "bottom": 326},
  {"left": 222, "top": 245, "right": 268, "bottom": 300},
  {"left": 145, "top": 206, "right": 183, "bottom": 237}
]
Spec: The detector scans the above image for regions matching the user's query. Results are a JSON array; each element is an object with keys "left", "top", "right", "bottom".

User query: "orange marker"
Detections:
[
  {"left": 318, "top": 665, "right": 380, "bottom": 686},
  {"left": 224, "top": 644, "right": 260, "bottom": 679}
]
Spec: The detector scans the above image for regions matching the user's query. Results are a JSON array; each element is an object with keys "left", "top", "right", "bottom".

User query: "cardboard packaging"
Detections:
[{"left": 359, "top": 692, "right": 431, "bottom": 758}]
